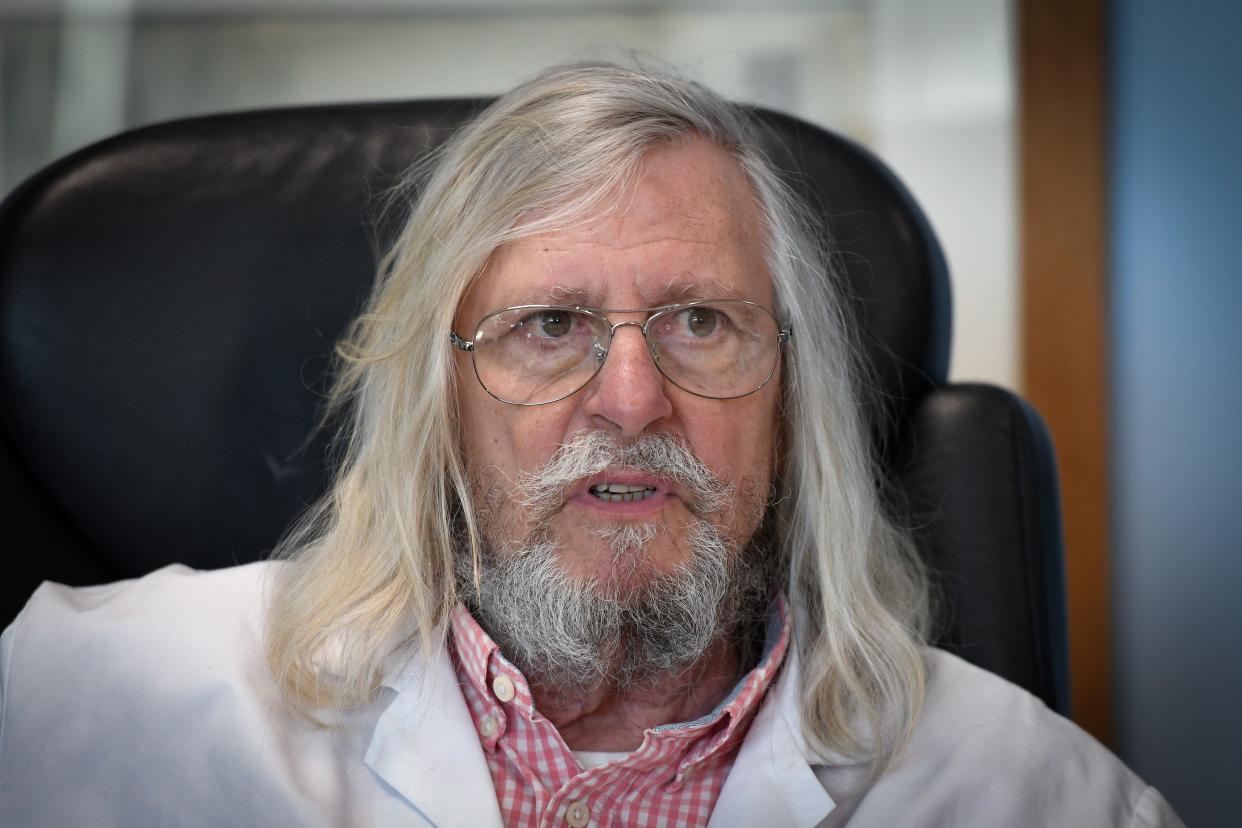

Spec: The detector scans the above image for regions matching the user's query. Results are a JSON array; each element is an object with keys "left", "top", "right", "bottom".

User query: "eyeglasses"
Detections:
[{"left": 450, "top": 299, "right": 791, "bottom": 406}]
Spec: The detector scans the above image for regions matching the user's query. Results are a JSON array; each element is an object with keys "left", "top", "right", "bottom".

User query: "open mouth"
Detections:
[{"left": 589, "top": 483, "right": 658, "bottom": 503}]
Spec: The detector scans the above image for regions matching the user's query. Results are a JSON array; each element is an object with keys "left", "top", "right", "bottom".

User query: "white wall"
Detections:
[{"left": 868, "top": 0, "right": 1017, "bottom": 387}]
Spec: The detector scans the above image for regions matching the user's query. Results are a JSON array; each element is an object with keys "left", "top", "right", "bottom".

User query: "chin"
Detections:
[{"left": 558, "top": 521, "right": 689, "bottom": 596}]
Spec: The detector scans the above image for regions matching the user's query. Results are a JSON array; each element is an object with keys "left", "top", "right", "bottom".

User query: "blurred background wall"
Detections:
[
  {"left": 2, "top": 0, "right": 1237, "bottom": 823},
  {"left": 0, "top": 0, "right": 1019, "bottom": 389}
]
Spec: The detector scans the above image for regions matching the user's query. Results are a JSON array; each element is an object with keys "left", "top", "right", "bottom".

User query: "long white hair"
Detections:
[{"left": 266, "top": 61, "right": 930, "bottom": 776}]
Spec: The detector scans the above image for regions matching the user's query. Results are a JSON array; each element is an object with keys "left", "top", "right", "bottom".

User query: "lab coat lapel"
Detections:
[
  {"left": 364, "top": 644, "right": 503, "bottom": 828},
  {"left": 708, "top": 649, "right": 836, "bottom": 828}
]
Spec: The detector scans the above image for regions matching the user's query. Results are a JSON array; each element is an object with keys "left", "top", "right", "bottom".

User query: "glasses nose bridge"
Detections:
[
  {"left": 598, "top": 315, "right": 658, "bottom": 367},
  {"left": 606, "top": 318, "right": 648, "bottom": 336}
]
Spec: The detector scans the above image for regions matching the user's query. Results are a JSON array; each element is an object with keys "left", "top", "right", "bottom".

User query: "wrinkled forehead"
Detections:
[{"left": 454, "top": 138, "right": 773, "bottom": 326}]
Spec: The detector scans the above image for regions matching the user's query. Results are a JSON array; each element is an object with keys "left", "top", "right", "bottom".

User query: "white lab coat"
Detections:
[{"left": 0, "top": 562, "right": 1181, "bottom": 827}]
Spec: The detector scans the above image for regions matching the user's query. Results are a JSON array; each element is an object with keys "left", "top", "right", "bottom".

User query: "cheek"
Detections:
[
  {"left": 456, "top": 361, "right": 495, "bottom": 460},
  {"left": 458, "top": 377, "right": 574, "bottom": 493},
  {"left": 457, "top": 363, "right": 522, "bottom": 507},
  {"left": 686, "top": 401, "right": 780, "bottom": 535},
  {"left": 693, "top": 392, "right": 779, "bottom": 467}
]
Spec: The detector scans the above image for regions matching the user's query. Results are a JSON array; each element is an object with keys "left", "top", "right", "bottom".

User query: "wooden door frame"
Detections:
[{"left": 1019, "top": 0, "right": 1112, "bottom": 743}]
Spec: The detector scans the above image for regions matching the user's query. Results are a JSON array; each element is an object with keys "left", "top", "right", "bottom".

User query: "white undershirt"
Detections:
[{"left": 572, "top": 750, "right": 628, "bottom": 770}]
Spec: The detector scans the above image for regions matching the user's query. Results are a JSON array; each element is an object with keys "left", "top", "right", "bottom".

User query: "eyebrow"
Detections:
[
  {"left": 546, "top": 285, "right": 598, "bottom": 306},
  {"left": 644, "top": 278, "right": 747, "bottom": 307}
]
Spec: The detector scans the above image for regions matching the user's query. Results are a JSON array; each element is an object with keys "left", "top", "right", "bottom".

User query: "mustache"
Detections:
[{"left": 513, "top": 430, "right": 734, "bottom": 522}]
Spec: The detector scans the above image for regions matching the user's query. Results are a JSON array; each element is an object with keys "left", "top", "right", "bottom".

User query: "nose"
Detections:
[{"left": 579, "top": 322, "right": 673, "bottom": 437}]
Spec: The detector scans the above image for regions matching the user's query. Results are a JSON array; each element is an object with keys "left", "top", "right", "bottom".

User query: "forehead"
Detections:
[{"left": 458, "top": 138, "right": 772, "bottom": 321}]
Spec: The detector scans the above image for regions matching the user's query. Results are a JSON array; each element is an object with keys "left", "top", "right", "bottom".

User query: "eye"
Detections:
[
  {"left": 530, "top": 310, "right": 572, "bottom": 338},
  {"left": 684, "top": 306, "right": 719, "bottom": 337}
]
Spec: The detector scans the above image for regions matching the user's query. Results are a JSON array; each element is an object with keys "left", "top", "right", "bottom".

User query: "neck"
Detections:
[{"left": 531, "top": 635, "right": 744, "bottom": 752}]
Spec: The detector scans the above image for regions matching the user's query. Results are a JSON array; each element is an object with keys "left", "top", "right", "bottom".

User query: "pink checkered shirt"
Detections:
[{"left": 448, "top": 598, "right": 789, "bottom": 828}]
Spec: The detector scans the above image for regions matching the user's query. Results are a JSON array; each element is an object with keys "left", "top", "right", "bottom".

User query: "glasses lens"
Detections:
[
  {"left": 471, "top": 307, "right": 607, "bottom": 404},
  {"left": 646, "top": 301, "right": 781, "bottom": 398}
]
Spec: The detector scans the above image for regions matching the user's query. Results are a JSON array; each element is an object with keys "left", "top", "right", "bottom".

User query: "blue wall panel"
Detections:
[{"left": 1111, "top": 1, "right": 1242, "bottom": 824}]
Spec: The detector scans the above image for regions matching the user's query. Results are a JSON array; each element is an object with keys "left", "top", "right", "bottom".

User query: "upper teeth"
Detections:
[
  {"left": 590, "top": 483, "right": 657, "bottom": 502},
  {"left": 592, "top": 483, "right": 651, "bottom": 493}
]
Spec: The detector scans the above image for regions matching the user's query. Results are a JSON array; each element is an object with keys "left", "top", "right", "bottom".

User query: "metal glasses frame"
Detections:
[{"left": 449, "top": 298, "right": 792, "bottom": 406}]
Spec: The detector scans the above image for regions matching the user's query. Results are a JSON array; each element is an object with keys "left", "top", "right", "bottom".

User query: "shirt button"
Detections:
[
  {"left": 492, "top": 674, "right": 515, "bottom": 703},
  {"left": 565, "top": 800, "right": 591, "bottom": 828},
  {"left": 479, "top": 715, "right": 498, "bottom": 738}
]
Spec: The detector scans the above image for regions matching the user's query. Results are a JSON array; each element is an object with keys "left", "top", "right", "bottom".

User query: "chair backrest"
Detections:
[{"left": 0, "top": 99, "right": 1068, "bottom": 715}]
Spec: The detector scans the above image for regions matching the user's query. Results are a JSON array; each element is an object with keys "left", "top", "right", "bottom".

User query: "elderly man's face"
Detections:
[{"left": 454, "top": 138, "right": 780, "bottom": 593}]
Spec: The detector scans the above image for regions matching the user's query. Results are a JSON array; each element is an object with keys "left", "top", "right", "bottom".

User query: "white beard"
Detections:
[{"left": 458, "top": 517, "right": 770, "bottom": 693}]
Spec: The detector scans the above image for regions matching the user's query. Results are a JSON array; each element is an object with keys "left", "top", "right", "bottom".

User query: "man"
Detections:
[{"left": 0, "top": 63, "right": 1179, "bottom": 827}]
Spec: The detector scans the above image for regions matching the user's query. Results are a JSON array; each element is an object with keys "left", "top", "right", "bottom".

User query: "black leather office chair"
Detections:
[{"left": 0, "top": 99, "right": 1070, "bottom": 716}]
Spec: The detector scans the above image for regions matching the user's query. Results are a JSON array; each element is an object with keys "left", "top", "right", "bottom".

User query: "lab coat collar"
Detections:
[
  {"left": 365, "top": 642, "right": 504, "bottom": 828},
  {"left": 707, "top": 645, "right": 838, "bottom": 827}
]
